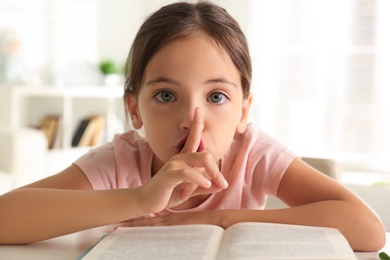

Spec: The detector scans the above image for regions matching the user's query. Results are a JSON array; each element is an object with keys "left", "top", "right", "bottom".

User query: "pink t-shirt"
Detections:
[{"left": 74, "top": 123, "right": 296, "bottom": 214}]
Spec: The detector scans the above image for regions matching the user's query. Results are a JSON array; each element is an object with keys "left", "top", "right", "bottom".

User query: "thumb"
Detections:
[{"left": 181, "top": 107, "right": 204, "bottom": 153}]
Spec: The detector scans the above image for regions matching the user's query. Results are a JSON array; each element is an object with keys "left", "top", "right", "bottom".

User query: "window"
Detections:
[
  {"left": 0, "top": 0, "right": 99, "bottom": 85},
  {"left": 248, "top": 0, "right": 390, "bottom": 173}
]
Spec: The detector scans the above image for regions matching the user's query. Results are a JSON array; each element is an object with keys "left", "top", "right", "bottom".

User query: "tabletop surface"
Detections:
[{"left": 0, "top": 226, "right": 388, "bottom": 260}]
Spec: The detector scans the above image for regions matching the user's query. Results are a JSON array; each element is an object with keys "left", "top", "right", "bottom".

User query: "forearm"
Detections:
[
  {"left": 0, "top": 188, "right": 144, "bottom": 244},
  {"left": 222, "top": 201, "right": 385, "bottom": 251}
]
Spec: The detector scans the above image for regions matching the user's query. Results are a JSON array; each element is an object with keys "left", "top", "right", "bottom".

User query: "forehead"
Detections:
[{"left": 143, "top": 36, "right": 239, "bottom": 80}]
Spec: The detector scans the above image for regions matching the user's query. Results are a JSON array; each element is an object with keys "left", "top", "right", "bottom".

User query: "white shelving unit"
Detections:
[{"left": 0, "top": 86, "right": 126, "bottom": 150}]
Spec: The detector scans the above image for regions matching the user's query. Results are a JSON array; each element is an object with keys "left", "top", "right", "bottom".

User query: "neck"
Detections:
[{"left": 151, "top": 155, "right": 164, "bottom": 177}]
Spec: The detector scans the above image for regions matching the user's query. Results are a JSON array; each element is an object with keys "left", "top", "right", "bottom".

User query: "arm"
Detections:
[
  {"left": 0, "top": 164, "right": 146, "bottom": 244},
  {"left": 0, "top": 157, "right": 226, "bottom": 245},
  {"left": 125, "top": 158, "right": 386, "bottom": 252},
  {"left": 272, "top": 158, "right": 386, "bottom": 251}
]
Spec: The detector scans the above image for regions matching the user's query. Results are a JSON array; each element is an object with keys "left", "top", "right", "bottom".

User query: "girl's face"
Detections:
[{"left": 127, "top": 36, "right": 252, "bottom": 173}]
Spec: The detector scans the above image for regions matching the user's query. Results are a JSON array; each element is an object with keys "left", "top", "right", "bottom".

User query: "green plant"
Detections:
[{"left": 99, "top": 60, "right": 118, "bottom": 74}]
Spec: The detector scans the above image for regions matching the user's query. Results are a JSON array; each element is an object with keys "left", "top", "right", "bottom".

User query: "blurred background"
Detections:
[{"left": 1, "top": 0, "right": 389, "bottom": 179}]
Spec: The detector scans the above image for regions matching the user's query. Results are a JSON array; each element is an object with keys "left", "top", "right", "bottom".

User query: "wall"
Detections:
[
  {"left": 97, "top": 0, "right": 252, "bottom": 66},
  {"left": 97, "top": 0, "right": 143, "bottom": 65}
]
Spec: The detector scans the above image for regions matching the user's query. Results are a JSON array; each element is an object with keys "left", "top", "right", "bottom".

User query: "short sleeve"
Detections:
[{"left": 74, "top": 143, "right": 118, "bottom": 190}]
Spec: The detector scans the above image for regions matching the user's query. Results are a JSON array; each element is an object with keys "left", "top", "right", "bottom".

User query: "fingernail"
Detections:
[
  {"left": 204, "top": 179, "right": 212, "bottom": 188},
  {"left": 221, "top": 178, "right": 229, "bottom": 189}
]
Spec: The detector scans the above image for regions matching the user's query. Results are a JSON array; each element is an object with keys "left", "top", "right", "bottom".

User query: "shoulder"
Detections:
[
  {"left": 76, "top": 130, "right": 148, "bottom": 161},
  {"left": 221, "top": 123, "right": 298, "bottom": 203},
  {"left": 232, "top": 123, "right": 295, "bottom": 157},
  {"left": 74, "top": 130, "right": 153, "bottom": 189},
  {"left": 224, "top": 122, "right": 296, "bottom": 171},
  {"left": 114, "top": 129, "right": 148, "bottom": 146}
]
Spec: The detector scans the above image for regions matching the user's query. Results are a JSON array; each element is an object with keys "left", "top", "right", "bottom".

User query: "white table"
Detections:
[
  {"left": 0, "top": 226, "right": 113, "bottom": 260},
  {"left": 0, "top": 227, "right": 388, "bottom": 260}
]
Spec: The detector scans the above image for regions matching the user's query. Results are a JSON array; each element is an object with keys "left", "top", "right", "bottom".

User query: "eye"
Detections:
[
  {"left": 155, "top": 90, "right": 176, "bottom": 103},
  {"left": 207, "top": 92, "right": 228, "bottom": 104}
]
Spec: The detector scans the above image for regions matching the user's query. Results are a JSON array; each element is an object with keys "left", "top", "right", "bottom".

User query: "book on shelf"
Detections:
[
  {"left": 72, "top": 115, "right": 106, "bottom": 147},
  {"left": 38, "top": 115, "right": 61, "bottom": 149},
  {"left": 51, "top": 116, "right": 63, "bottom": 149},
  {"left": 82, "top": 222, "right": 356, "bottom": 260}
]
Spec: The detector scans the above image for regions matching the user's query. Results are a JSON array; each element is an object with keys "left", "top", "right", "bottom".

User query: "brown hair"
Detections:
[{"left": 124, "top": 1, "right": 252, "bottom": 101}]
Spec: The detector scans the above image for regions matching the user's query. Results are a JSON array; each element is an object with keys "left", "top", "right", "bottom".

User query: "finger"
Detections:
[
  {"left": 182, "top": 168, "right": 212, "bottom": 189},
  {"left": 121, "top": 217, "right": 155, "bottom": 227},
  {"left": 191, "top": 185, "right": 223, "bottom": 197},
  {"left": 179, "top": 153, "right": 228, "bottom": 189},
  {"left": 178, "top": 182, "right": 198, "bottom": 201},
  {"left": 181, "top": 107, "right": 204, "bottom": 153},
  {"left": 179, "top": 181, "right": 224, "bottom": 203},
  {"left": 162, "top": 169, "right": 210, "bottom": 208},
  {"left": 169, "top": 168, "right": 212, "bottom": 191}
]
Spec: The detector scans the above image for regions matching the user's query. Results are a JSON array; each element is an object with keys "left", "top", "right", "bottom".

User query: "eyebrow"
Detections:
[
  {"left": 146, "top": 76, "right": 237, "bottom": 88},
  {"left": 145, "top": 76, "right": 178, "bottom": 86},
  {"left": 206, "top": 77, "right": 237, "bottom": 88}
]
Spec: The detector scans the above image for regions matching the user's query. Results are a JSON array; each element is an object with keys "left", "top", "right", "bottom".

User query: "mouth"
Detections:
[{"left": 174, "top": 134, "right": 205, "bottom": 153}]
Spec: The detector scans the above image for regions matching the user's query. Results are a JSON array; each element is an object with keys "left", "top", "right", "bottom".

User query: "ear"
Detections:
[
  {"left": 125, "top": 95, "right": 143, "bottom": 129},
  {"left": 236, "top": 93, "right": 253, "bottom": 134}
]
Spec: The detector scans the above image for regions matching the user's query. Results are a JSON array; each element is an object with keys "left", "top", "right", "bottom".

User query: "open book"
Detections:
[{"left": 82, "top": 222, "right": 356, "bottom": 260}]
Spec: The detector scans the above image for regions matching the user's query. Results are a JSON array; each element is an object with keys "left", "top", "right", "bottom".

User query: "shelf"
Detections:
[{"left": 0, "top": 85, "right": 126, "bottom": 149}]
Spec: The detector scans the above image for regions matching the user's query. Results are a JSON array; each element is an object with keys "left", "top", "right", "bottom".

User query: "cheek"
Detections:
[
  {"left": 211, "top": 104, "right": 242, "bottom": 127},
  {"left": 140, "top": 110, "right": 175, "bottom": 146},
  {"left": 208, "top": 131, "right": 236, "bottom": 163},
  {"left": 207, "top": 116, "right": 238, "bottom": 156},
  {"left": 141, "top": 109, "right": 176, "bottom": 132},
  {"left": 143, "top": 125, "right": 171, "bottom": 160}
]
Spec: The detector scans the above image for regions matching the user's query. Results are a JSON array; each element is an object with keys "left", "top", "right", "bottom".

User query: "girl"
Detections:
[{"left": 0, "top": 1, "right": 385, "bottom": 251}]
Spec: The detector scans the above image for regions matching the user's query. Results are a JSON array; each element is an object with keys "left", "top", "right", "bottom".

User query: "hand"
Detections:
[
  {"left": 122, "top": 209, "right": 245, "bottom": 229},
  {"left": 122, "top": 210, "right": 225, "bottom": 228},
  {"left": 137, "top": 108, "right": 228, "bottom": 215}
]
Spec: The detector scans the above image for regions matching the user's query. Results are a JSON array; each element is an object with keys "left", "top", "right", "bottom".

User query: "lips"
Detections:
[
  {"left": 197, "top": 138, "right": 205, "bottom": 152},
  {"left": 174, "top": 135, "right": 187, "bottom": 153},
  {"left": 174, "top": 134, "right": 205, "bottom": 153}
]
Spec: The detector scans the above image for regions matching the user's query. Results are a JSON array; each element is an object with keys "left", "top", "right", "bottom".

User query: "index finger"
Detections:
[{"left": 181, "top": 107, "right": 203, "bottom": 153}]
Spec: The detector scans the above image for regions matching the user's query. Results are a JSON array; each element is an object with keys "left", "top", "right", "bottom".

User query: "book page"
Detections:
[
  {"left": 217, "top": 222, "right": 356, "bottom": 260},
  {"left": 83, "top": 225, "right": 224, "bottom": 260}
]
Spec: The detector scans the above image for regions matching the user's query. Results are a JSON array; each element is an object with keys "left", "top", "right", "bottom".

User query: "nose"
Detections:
[{"left": 179, "top": 106, "right": 203, "bottom": 132}]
